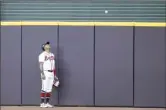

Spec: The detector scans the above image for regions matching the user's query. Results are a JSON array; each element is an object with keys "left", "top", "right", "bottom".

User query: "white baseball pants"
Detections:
[{"left": 41, "top": 71, "right": 54, "bottom": 93}]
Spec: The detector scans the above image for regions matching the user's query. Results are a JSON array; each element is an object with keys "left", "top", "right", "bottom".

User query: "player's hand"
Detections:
[
  {"left": 41, "top": 74, "right": 46, "bottom": 80},
  {"left": 54, "top": 75, "right": 58, "bottom": 80}
]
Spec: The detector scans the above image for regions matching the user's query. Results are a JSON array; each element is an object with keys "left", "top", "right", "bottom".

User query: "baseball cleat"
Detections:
[
  {"left": 45, "top": 103, "right": 54, "bottom": 108},
  {"left": 40, "top": 103, "right": 47, "bottom": 108}
]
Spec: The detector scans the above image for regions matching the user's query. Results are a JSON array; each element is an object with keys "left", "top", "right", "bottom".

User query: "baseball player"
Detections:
[{"left": 38, "top": 41, "right": 56, "bottom": 108}]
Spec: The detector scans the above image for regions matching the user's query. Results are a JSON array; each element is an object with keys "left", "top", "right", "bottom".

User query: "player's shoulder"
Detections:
[{"left": 39, "top": 51, "right": 45, "bottom": 57}]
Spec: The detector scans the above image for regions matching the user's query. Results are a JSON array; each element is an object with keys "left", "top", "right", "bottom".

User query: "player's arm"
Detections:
[
  {"left": 38, "top": 54, "right": 44, "bottom": 75},
  {"left": 54, "top": 54, "right": 56, "bottom": 69},
  {"left": 39, "top": 63, "right": 44, "bottom": 75},
  {"left": 53, "top": 54, "right": 58, "bottom": 78}
]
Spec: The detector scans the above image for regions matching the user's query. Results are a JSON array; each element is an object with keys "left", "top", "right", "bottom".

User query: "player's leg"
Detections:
[
  {"left": 40, "top": 90, "right": 45, "bottom": 103},
  {"left": 40, "top": 73, "right": 48, "bottom": 108},
  {"left": 46, "top": 92, "right": 51, "bottom": 104},
  {"left": 45, "top": 73, "right": 54, "bottom": 107}
]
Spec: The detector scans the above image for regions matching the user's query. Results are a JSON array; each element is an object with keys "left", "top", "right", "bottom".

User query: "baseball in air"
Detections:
[{"left": 105, "top": 10, "right": 108, "bottom": 13}]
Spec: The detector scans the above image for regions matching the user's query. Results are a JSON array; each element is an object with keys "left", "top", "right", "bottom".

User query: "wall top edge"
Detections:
[{"left": 1, "top": 21, "right": 166, "bottom": 27}]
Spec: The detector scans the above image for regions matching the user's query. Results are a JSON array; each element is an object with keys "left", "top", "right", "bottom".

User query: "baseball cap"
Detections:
[{"left": 42, "top": 41, "right": 50, "bottom": 50}]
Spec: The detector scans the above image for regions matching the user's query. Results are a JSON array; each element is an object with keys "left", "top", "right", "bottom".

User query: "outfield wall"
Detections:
[{"left": 0, "top": 22, "right": 166, "bottom": 107}]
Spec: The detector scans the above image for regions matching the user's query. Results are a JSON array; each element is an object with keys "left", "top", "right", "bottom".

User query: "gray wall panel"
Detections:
[
  {"left": 134, "top": 27, "right": 166, "bottom": 107},
  {"left": 22, "top": 26, "right": 58, "bottom": 105},
  {"left": 58, "top": 26, "right": 94, "bottom": 105},
  {"left": 1, "top": 26, "right": 21, "bottom": 105},
  {"left": 95, "top": 26, "right": 133, "bottom": 106}
]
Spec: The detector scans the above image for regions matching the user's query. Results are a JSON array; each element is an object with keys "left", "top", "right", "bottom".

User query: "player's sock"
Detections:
[
  {"left": 40, "top": 91, "right": 46, "bottom": 103},
  {"left": 41, "top": 98, "right": 45, "bottom": 104},
  {"left": 46, "top": 93, "right": 51, "bottom": 103}
]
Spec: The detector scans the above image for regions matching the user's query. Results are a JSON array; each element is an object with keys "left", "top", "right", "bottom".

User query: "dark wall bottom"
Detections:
[{"left": 0, "top": 26, "right": 166, "bottom": 107}]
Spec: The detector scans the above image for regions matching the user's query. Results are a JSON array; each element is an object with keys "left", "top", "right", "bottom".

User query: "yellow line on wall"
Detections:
[{"left": 1, "top": 21, "right": 166, "bottom": 27}]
